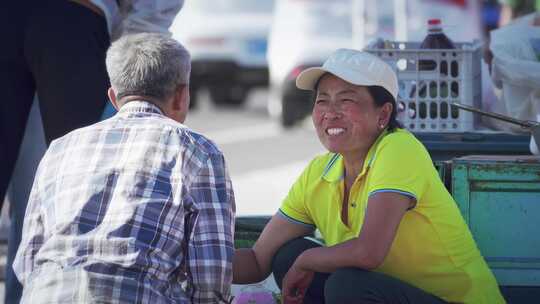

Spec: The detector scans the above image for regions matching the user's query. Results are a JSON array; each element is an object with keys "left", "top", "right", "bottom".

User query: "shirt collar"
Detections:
[
  {"left": 117, "top": 100, "right": 165, "bottom": 116},
  {"left": 322, "top": 153, "right": 343, "bottom": 182},
  {"left": 322, "top": 129, "right": 389, "bottom": 183}
]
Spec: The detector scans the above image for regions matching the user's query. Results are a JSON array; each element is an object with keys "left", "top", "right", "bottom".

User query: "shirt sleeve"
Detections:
[
  {"left": 113, "top": 0, "right": 184, "bottom": 40},
  {"left": 12, "top": 153, "right": 48, "bottom": 286},
  {"left": 187, "top": 152, "right": 235, "bottom": 304},
  {"left": 279, "top": 161, "right": 316, "bottom": 228},
  {"left": 366, "top": 133, "right": 431, "bottom": 204}
]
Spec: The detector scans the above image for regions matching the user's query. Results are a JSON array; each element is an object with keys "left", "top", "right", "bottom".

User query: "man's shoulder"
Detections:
[
  {"left": 180, "top": 127, "right": 223, "bottom": 157},
  {"left": 48, "top": 116, "right": 225, "bottom": 170},
  {"left": 47, "top": 119, "right": 113, "bottom": 149},
  {"left": 152, "top": 117, "right": 226, "bottom": 162}
]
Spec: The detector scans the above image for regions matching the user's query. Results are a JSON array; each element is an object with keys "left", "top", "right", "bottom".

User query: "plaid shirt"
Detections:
[{"left": 13, "top": 101, "right": 236, "bottom": 303}]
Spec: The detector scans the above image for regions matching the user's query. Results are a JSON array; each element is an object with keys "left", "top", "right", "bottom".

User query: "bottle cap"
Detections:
[{"left": 427, "top": 18, "right": 443, "bottom": 32}]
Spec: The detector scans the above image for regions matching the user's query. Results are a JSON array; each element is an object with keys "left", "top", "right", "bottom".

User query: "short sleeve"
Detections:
[
  {"left": 279, "top": 162, "right": 316, "bottom": 227},
  {"left": 366, "top": 132, "right": 432, "bottom": 203}
]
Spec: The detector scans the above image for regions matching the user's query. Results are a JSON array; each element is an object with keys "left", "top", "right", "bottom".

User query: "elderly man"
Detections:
[{"left": 13, "top": 33, "right": 235, "bottom": 304}]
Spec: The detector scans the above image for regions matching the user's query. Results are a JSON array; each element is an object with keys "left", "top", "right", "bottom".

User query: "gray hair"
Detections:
[{"left": 106, "top": 33, "right": 191, "bottom": 101}]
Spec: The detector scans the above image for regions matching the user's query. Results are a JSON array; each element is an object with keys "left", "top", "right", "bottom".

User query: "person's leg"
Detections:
[
  {"left": 0, "top": 2, "right": 38, "bottom": 303},
  {"left": 271, "top": 237, "right": 329, "bottom": 304},
  {"left": 5, "top": 98, "right": 48, "bottom": 304},
  {"left": 0, "top": 3, "right": 36, "bottom": 215},
  {"left": 25, "top": 0, "right": 110, "bottom": 144},
  {"left": 324, "top": 267, "right": 448, "bottom": 304}
]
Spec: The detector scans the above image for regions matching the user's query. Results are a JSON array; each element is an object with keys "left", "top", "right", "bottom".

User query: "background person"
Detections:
[
  {"left": 498, "top": 0, "right": 540, "bottom": 25},
  {"left": 233, "top": 49, "right": 505, "bottom": 304},
  {"left": 1, "top": 1, "right": 184, "bottom": 303},
  {"left": 13, "top": 33, "right": 236, "bottom": 303}
]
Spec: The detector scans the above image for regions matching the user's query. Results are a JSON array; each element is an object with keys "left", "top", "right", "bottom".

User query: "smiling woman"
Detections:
[
  {"left": 312, "top": 75, "right": 391, "bottom": 165},
  {"left": 232, "top": 48, "right": 506, "bottom": 304}
]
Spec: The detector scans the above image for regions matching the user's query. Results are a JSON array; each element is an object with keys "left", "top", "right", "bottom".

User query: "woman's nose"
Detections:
[{"left": 323, "top": 107, "right": 342, "bottom": 120}]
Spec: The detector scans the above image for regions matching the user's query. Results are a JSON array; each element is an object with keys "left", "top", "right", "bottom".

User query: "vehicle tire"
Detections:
[
  {"left": 281, "top": 95, "right": 299, "bottom": 127},
  {"left": 189, "top": 84, "right": 199, "bottom": 109},
  {"left": 209, "top": 85, "right": 247, "bottom": 106},
  {"left": 281, "top": 85, "right": 313, "bottom": 128}
]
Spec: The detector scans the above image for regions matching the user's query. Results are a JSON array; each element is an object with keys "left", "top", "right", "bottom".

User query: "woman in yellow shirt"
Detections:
[{"left": 233, "top": 48, "right": 505, "bottom": 304}]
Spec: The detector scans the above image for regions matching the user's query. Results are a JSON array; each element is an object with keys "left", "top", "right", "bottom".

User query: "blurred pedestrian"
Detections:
[
  {"left": 14, "top": 33, "right": 236, "bottom": 304},
  {"left": 2, "top": 100, "right": 46, "bottom": 304},
  {"left": 0, "top": 1, "right": 184, "bottom": 303},
  {"left": 498, "top": 0, "right": 540, "bottom": 25}
]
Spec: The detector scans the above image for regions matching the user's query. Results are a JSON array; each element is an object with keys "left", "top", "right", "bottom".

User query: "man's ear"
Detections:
[
  {"left": 172, "top": 84, "right": 189, "bottom": 111},
  {"left": 108, "top": 88, "right": 120, "bottom": 110}
]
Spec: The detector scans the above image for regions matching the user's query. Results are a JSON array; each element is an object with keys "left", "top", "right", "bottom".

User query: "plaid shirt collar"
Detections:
[{"left": 117, "top": 100, "right": 165, "bottom": 116}]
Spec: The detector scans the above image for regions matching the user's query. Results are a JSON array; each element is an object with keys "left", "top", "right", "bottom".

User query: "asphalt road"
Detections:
[{"left": 187, "top": 89, "right": 325, "bottom": 216}]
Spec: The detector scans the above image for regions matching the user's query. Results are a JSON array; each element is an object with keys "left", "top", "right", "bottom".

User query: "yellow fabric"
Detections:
[{"left": 280, "top": 129, "right": 505, "bottom": 304}]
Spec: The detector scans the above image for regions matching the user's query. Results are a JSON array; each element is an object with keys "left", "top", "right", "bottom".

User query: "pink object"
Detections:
[{"left": 234, "top": 291, "right": 276, "bottom": 304}]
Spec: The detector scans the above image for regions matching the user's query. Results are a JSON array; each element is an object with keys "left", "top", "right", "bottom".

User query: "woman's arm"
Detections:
[
  {"left": 294, "top": 192, "right": 411, "bottom": 273},
  {"left": 233, "top": 214, "right": 313, "bottom": 284},
  {"left": 281, "top": 192, "right": 412, "bottom": 303}
]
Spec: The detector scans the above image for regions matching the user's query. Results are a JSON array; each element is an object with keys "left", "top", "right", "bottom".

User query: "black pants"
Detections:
[
  {"left": 271, "top": 238, "right": 448, "bottom": 304},
  {"left": 0, "top": 0, "right": 110, "bottom": 211}
]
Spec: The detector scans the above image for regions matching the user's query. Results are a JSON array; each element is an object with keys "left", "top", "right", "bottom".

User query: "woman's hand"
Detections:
[
  {"left": 282, "top": 262, "right": 314, "bottom": 304},
  {"left": 233, "top": 215, "right": 313, "bottom": 284}
]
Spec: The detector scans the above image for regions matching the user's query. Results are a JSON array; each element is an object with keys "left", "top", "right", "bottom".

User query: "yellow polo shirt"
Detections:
[{"left": 279, "top": 128, "right": 505, "bottom": 304}]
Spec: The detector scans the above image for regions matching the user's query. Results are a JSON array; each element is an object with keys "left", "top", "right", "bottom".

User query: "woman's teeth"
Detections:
[{"left": 326, "top": 128, "right": 345, "bottom": 136}]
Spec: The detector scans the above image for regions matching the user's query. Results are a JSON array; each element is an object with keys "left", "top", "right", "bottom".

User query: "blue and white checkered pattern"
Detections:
[{"left": 13, "top": 101, "right": 236, "bottom": 303}]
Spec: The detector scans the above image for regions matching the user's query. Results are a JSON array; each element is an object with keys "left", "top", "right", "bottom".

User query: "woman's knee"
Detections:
[
  {"left": 324, "top": 268, "right": 378, "bottom": 304},
  {"left": 271, "top": 237, "right": 320, "bottom": 288},
  {"left": 272, "top": 238, "right": 319, "bottom": 268},
  {"left": 325, "top": 268, "right": 447, "bottom": 304}
]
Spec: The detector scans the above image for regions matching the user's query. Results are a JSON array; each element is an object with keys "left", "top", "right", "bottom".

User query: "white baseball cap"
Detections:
[{"left": 296, "top": 48, "right": 398, "bottom": 100}]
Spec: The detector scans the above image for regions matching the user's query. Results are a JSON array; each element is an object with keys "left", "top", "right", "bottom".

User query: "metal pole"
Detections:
[
  {"left": 452, "top": 102, "right": 538, "bottom": 128},
  {"left": 352, "top": 0, "right": 365, "bottom": 49},
  {"left": 394, "top": 0, "right": 407, "bottom": 41}
]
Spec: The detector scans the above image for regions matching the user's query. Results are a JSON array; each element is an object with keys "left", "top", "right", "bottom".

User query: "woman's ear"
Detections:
[{"left": 378, "top": 102, "right": 393, "bottom": 128}]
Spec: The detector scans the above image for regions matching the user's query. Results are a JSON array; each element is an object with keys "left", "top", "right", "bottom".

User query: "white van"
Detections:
[{"left": 171, "top": 0, "right": 274, "bottom": 107}]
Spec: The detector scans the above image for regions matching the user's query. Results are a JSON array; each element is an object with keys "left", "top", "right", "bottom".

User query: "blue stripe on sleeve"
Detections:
[
  {"left": 368, "top": 189, "right": 418, "bottom": 209},
  {"left": 277, "top": 209, "right": 316, "bottom": 229}
]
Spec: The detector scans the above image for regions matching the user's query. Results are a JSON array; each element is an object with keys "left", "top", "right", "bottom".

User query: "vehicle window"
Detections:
[{"left": 193, "top": 0, "right": 275, "bottom": 13}]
